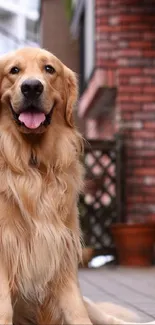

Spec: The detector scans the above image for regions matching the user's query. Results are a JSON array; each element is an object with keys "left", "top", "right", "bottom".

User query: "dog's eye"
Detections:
[
  {"left": 45, "top": 65, "right": 55, "bottom": 74},
  {"left": 10, "top": 66, "right": 20, "bottom": 75}
]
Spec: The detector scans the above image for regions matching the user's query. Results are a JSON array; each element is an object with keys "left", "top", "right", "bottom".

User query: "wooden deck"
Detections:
[{"left": 79, "top": 266, "right": 155, "bottom": 322}]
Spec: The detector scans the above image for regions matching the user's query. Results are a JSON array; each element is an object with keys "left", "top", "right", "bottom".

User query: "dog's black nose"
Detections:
[{"left": 21, "top": 79, "right": 44, "bottom": 100}]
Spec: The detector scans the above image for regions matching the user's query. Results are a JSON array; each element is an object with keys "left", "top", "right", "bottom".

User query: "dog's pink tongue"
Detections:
[{"left": 19, "top": 112, "right": 46, "bottom": 129}]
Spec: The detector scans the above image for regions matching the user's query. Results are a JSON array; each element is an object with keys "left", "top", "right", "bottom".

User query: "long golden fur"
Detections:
[
  {"left": 0, "top": 47, "right": 90, "bottom": 325},
  {"left": 0, "top": 47, "right": 155, "bottom": 325}
]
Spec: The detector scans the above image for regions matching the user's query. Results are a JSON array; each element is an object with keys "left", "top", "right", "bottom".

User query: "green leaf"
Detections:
[{"left": 63, "top": 0, "right": 73, "bottom": 22}]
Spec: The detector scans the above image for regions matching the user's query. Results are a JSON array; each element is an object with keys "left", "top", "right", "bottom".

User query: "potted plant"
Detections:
[{"left": 111, "top": 222, "right": 155, "bottom": 267}]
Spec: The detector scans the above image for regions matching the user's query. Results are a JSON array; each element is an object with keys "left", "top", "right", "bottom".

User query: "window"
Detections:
[
  {"left": 79, "top": 10, "right": 85, "bottom": 94},
  {"left": 71, "top": 0, "right": 95, "bottom": 93},
  {"left": 84, "top": 0, "right": 95, "bottom": 81}
]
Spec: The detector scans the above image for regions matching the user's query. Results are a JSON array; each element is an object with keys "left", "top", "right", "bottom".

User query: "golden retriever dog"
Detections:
[{"left": 0, "top": 47, "right": 154, "bottom": 325}]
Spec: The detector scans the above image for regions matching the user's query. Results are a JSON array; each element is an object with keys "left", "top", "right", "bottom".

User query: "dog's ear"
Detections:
[
  {"left": 0, "top": 55, "right": 5, "bottom": 88},
  {"left": 64, "top": 67, "right": 78, "bottom": 128},
  {"left": 0, "top": 52, "right": 13, "bottom": 92}
]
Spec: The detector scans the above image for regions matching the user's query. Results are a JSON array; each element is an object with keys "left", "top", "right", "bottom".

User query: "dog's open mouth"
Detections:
[
  {"left": 10, "top": 104, "right": 54, "bottom": 129},
  {"left": 18, "top": 111, "right": 46, "bottom": 129}
]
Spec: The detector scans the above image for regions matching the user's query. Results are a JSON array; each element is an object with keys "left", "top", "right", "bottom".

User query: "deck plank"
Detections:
[{"left": 78, "top": 267, "right": 155, "bottom": 322}]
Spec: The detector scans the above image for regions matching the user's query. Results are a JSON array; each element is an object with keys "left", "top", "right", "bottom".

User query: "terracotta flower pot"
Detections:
[{"left": 111, "top": 223, "right": 155, "bottom": 267}]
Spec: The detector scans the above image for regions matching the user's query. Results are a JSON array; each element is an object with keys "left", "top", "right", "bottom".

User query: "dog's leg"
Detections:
[
  {"left": 0, "top": 261, "right": 13, "bottom": 325},
  {"left": 84, "top": 297, "right": 127, "bottom": 325},
  {"left": 84, "top": 297, "right": 155, "bottom": 325},
  {"left": 59, "top": 279, "right": 92, "bottom": 325}
]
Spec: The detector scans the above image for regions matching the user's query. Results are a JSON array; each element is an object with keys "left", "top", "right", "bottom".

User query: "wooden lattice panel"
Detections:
[{"left": 79, "top": 138, "right": 124, "bottom": 254}]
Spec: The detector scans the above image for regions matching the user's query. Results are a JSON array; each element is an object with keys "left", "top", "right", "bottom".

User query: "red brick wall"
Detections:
[
  {"left": 95, "top": 0, "right": 118, "bottom": 87},
  {"left": 83, "top": 0, "right": 118, "bottom": 139},
  {"left": 116, "top": 1, "right": 155, "bottom": 222},
  {"left": 84, "top": 0, "right": 155, "bottom": 222}
]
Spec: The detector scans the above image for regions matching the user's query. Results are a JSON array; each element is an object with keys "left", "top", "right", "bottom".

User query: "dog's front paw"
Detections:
[
  {"left": 0, "top": 320, "right": 12, "bottom": 325},
  {"left": 0, "top": 311, "right": 13, "bottom": 325}
]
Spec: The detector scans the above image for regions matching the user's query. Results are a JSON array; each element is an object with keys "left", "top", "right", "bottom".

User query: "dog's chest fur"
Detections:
[
  {"left": 0, "top": 162, "right": 79, "bottom": 302},
  {"left": 2, "top": 217, "right": 70, "bottom": 302}
]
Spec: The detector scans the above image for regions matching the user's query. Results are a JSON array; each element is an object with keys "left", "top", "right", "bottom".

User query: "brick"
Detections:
[
  {"left": 144, "top": 32, "right": 155, "bottom": 40},
  {"left": 96, "top": 0, "right": 109, "bottom": 4},
  {"left": 127, "top": 214, "right": 147, "bottom": 223},
  {"left": 99, "top": 51, "right": 117, "bottom": 59},
  {"left": 142, "top": 159, "right": 155, "bottom": 166},
  {"left": 127, "top": 176, "right": 143, "bottom": 185},
  {"left": 126, "top": 58, "right": 155, "bottom": 67},
  {"left": 119, "top": 68, "right": 142, "bottom": 76},
  {"left": 96, "top": 42, "right": 115, "bottom": 50},
  {"left": 122, "top": 112, "right": 132, "bottom": 120},
  {"left": 126, "top": 139, "right": 145, "bottom": 148},
  {"left": 119, "top": 0, "right": 144, "bottom": 5},
  {"left": 131, "top": 95, "right": 155, "bottom": 102},
  {"left": 117, "top": 58, "right": 129, "bottom": 66},
  {"left": 117, "top": 94, "right": 132, "bottom": 102},
  {"left": 96, "top": 25, "right": 120, "bottom": 32},
  {"left": 109, "top": 16, "right": 119, "bottom": 25},
  {"left": 143, "top": 86, "right": 155, "bottom": 93},
  {"left": 120, "top": 14, "right": 152, "bottom": 23},
  {"left": 130, "top": 131, "right": 155, "bottom": 139},
  {"left": 120, "top": 4, "right": 153, "bottom": 11},
  {"left": 110, "top": 34, "right": 119, "bottom": 41},
  {"left": 143, "top": 103, "right": 155, "bottom": 110},
  {"left": 144, "top": 196, "right": 155, "bottom": 203},
  {"left": 143, "top": 68, "right": 155, "bottom": 75},
  {"left": 127, "top": 196, "right": 143, "bottom": 203},
  {"left": 121, "top": 24, "right": 153, "bottom": 32},
  {"left": 119, "top": 85, "right": 142, "bottom": 93},
  {"left": 119, "top": 94, "right": 154, "bottom": 104},
  {"left": 126, "top": 149, "right": 155, "bottom": 158},
  {"left": 120, "top": 31, "right": 143, "bottom": 40},
  {"left": 119, "top": 49, "right": 142, "bottom": 57},
  {"left": 119, "top": 77, "right": 131, "bottom": 84},
  {"left": 137, "top": 204, "right": 155, "bottom": 214},
  {"left": 96, "top": 17, "right": 109, "bottom": 25},
  {"left": 126, "top": 158, "right": 143, "bottom": 167},
  {"left": 127, "top": 203, "right": 155, "bottom": 214},
  {"left": 121, "top": 104, "right": 141, "bottom": 111},
  {"left": 143, "top": 50, "right": 155, "bottom": 57},
  {"left": 130, "top": 76, "right": 152, "bottom": 84},
  {"left": 142, "top": 188, "right": 155, "bottom": 195},
  {"left": 133, "top": 111, "right": 155, "bottom": 120},
  {"left": 120, "top": 15, "right": 142, "bottom": 23},
  {"left": 134, "top": 168, "right": 155, "bottom": 176},
  {"left": 119, "top": 41, "right": 128, "bottom": 48},
  {"left": 96, "top": 33, "right": 109, "bottom": 41},
  {"left": 129, "top": 41, "right": 151, "bottom": 49},
  {"left": 96, "top": 59, "right": 117, "bottom": 68},
  {"left": 147, "top": 214, "right": 155, "bottom": 222},
  {"left": 131, "top": 139, "right": 155, "bottom": 149},
  {"left": 144, "top": 122, "right": 155, "bottom": 129},
  {"left": 144, "top": 176, "right": 155, "bottom": 186},
  {"left": 120, "top": 121, "right": 143, "bottom": 129}
]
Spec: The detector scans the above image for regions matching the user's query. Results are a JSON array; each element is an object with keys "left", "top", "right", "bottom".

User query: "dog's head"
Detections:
[{"left": 0, "top": 47, "right": 78, "bottom": 134}]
